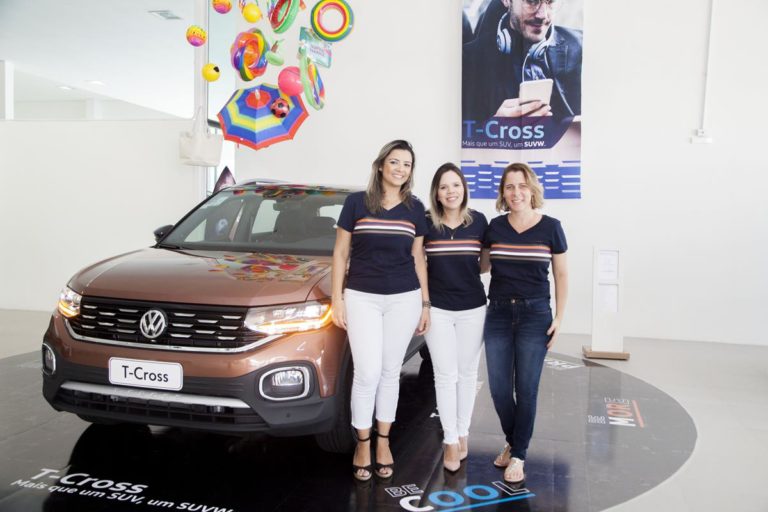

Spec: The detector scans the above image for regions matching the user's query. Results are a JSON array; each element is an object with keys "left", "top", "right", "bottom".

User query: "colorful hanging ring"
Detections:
[
  {"left": 310, "top": 0, "right": 354, "bottom": 42},
  {"left": 300, "top": 50, "right": 325, "bottom": 110},
  {"left": 230, "top": 29, "right": 280, "bottom": 81},
  {"left": 269, "top": 0, "right": 301, "bottom": 33}
]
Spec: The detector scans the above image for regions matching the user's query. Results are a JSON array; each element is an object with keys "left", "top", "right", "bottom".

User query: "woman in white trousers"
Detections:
[
  {"left": 332, "top": 140, "right": 431, "bottom": 481},
  {"left": 423, "top": 163, "right": 489, "bottom": 472}
]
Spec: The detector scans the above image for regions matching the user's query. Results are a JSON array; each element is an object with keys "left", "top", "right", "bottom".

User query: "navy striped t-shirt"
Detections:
[
  {"left": 337, "top": 191, "right": 428, "bottom": 295},
  {"left": 425, "top": 210, "right": 488, "bottom": 311},
  {"left": 485, "top": 214, "right": 567, "bottom": 300}
]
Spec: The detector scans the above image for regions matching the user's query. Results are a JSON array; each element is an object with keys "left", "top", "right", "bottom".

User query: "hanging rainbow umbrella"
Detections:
[{"left": 217, "top": 83, "right": 309, "bottom": 151}]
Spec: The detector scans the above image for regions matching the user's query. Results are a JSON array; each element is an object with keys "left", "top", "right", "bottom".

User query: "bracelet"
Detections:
[{"left": 422, "top": 300, "right": 431, "bottom": 309}]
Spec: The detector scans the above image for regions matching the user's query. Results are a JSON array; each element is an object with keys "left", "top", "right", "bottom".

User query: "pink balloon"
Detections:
[{"left": 278, "top": 66, "right": 303, "bottom": 96}]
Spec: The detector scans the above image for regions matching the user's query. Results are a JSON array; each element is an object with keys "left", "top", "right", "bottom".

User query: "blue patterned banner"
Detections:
[{"left": 462, "top": 159, "right": 581, "bottom": 200}]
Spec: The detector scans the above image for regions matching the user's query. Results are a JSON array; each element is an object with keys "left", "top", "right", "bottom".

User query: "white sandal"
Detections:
[
  {"left": 504, "top": 457, "right": 525, "bottom": 484},
  {"left": 493, "top": 443, "right": 512, "bottom": 468}
]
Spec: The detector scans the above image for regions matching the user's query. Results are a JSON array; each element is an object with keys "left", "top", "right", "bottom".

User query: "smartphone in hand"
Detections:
[{"left": 519, "top": 79, "right": 553, "bottom": 105}]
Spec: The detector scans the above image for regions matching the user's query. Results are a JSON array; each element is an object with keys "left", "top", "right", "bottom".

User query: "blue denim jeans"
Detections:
[{"left": 484, "top": 297, "right": 552, "bottom": 460}]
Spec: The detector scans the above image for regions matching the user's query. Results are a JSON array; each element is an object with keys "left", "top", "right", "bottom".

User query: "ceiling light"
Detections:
[{"left": 148, "top": 10, "right": 182, "bottom": 20}]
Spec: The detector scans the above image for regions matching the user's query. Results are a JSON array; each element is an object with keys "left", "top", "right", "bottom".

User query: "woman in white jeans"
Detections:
[
  {"left": 424, "top": 163, "right": 489, "bottom": 472},
  {"left": 331, "top": 140, "right": 431, "bottom": 481}
]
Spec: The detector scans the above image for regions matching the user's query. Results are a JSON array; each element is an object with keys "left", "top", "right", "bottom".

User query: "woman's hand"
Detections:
[
  {"left": 415, "top": 308, "right": 430, "bottom": 336},
  {"left": 331, "top": 227, "right": 351, "bottom": 330},
  {"left": 546, "top": 317, "right": 561, "bottom": 349},
  {"left": 548, "top": 252, "right": 568, "bottom": 349},
  {"left": 331, "top": 297, "right": 347, "bottom": 330},
  {"left": 495, "top": 98, "right": 551, "bottom": 117}
]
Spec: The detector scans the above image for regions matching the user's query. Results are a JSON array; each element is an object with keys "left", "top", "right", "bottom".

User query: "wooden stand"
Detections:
[{"left": 582, "top": 345, "right": 630, "bottom": 360}]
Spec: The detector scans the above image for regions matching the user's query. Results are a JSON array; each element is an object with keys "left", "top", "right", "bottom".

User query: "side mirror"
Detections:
[{"left": 153, "top": 224, "right": 174, "bottom": 242}]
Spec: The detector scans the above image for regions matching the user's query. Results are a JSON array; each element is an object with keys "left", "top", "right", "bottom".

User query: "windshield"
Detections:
[{"left": 161, "top": 186, "right": 348, "bottom": 255}]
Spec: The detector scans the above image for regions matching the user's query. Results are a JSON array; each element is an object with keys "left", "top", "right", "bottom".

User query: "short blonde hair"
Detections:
[{"left": 495, "top": 163, "right": 544, "bottom": 212}]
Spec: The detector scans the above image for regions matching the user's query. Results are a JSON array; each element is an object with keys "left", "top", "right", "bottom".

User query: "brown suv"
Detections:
[{"left": 41, "top": 182, "right": 424, "bottom": 453}]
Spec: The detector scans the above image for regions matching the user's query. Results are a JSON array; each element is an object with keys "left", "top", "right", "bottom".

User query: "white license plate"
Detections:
[{"left": 108, "top": 358, "right": 183, "bottom": 391}]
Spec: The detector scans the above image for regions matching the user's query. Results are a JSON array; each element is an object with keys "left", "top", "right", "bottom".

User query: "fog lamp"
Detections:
[
  {"left": 42, "top": 343, "right": 56, "bottom": 375},
  {"left": 259, "top": 366, "right": 310, "bottom": 401}
]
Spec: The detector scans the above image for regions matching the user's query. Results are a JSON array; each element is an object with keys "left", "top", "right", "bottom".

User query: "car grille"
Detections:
[
  {"left": 68, "top": 297, "right": 265, "bottom": 351},
  {"left": 57, "top": 387, "right": 266, "bottom": 427}
]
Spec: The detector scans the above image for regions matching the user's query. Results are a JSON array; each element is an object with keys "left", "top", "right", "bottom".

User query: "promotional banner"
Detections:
[{"left": 462, "top": 0, "right": 583, "bottom": 199}]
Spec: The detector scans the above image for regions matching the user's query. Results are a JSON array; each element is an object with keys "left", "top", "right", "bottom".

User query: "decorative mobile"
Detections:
[{"left": 187, "top": 0, "right": 356, "bottom": 151}]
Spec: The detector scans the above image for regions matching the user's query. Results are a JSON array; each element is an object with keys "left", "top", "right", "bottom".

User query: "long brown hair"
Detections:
[
  {"left": 365, "top": 140, "right": 416, "bottom": 213},
  {"left": 428, "top": 163, "right": 474, "bottom": 231}
]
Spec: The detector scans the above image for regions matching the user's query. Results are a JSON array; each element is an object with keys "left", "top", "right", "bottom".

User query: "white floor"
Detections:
[{"left": 2, "top": 308, "right": 767, "bottom": 511}]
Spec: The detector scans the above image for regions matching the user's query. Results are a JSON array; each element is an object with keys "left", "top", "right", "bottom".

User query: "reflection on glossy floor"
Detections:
[
  {"left": 1, "top": 310, "right": 767, "bottom": 511},
  {"left": 1, "top": 349, "right": 692, "bottom": 511}
]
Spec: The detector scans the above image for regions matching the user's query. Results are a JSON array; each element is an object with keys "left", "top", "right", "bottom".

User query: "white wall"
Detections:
[
  {"left": 14, "top": 99, "right": 178, "bottom": 120},
  {"left": 0, "top": 0, "right": 195, "bottom": 118},
  {"left": 0, "top": 120, "right": 203, "bottom": 311},
  {"left": 556, "top": 0, "right": 768, "bottom": 345},
  {"left": 233, "top": 0, "right": 768, "bottom": 345}
]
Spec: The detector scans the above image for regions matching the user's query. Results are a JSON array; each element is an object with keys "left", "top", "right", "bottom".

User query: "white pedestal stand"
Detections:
[{"left": 583, "top": 247, "right": 630, "bottom": 360}]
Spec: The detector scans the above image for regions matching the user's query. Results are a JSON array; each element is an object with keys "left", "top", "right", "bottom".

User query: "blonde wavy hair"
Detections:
[{"left": 495, "top": 163, "right": 544, "bottom": 212}]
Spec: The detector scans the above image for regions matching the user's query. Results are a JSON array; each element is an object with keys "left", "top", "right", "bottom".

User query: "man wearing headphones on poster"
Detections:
[{"left": 462, "top": 0, "right": 582, "bottom": 122}]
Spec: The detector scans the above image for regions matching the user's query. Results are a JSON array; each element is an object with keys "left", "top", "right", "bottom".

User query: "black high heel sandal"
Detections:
[
  {"left": 352, "top": 435, "right": 373, "bottom": 482},
  {"left": 374, "top": 432, "right": 394, "bottom": 479}
]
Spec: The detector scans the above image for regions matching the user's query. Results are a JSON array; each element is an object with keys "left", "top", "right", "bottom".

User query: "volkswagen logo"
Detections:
[{"left": 139, "top": 309, "right": 167, "bottom": 340}]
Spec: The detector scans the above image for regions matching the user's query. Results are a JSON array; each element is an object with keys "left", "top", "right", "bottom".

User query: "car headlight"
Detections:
[
  {"left": 57, "top": 287, "right": 82, "bottom": 318},
  {"left": 244, "top": 301, "right": 332, "bottom": 335}
]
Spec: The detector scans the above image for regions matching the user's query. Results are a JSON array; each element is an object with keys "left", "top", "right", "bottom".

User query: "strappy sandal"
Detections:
[
  {"left": 374, "top": 432, "right": 394, "bottom": 479},
  {"left": 352, "top": 435, "right": 373, "bottom": 482},
  {"left": 504, "top": 457, "right": 525, "bottom": 484},
  {"left": 493, "top": 443, "right": 512, "bottom": 468}
]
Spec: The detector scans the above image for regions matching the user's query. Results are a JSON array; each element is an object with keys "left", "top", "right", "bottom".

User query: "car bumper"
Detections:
[{"left": 41, "top": 314, "right": 348, "bottom": 435}]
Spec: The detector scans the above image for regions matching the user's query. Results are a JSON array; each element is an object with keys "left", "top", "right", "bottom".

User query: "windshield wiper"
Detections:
[{"left": 156, "top": 243, "right": 182, "bottom": 250}]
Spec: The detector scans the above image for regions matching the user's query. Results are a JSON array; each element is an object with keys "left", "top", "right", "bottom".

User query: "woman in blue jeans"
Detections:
[{"left": 483, "top": 162, "right": 568, "bottom": 484}]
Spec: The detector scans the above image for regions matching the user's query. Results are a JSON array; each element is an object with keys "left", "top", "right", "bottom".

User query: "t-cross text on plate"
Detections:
[{"left": 41, "top": 182, "right": 424, "bottom": 452}]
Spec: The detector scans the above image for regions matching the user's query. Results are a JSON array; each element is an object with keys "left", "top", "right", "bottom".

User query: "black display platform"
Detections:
[{"left": 0, "top": 350, "right": 696, "bottom": 512}]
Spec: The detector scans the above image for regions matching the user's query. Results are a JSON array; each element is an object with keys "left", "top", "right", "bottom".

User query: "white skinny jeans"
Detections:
[
  {"left": 424, "top": 305, "right": 486, "bottom": 444},
  {"left": 344, "top": 288, "right": 422, "bottom": 429}
]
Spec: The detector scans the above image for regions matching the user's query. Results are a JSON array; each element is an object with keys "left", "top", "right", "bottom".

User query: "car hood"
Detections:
[{"left": 69, "top": 248, "right": 332, "bottom": 307}]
